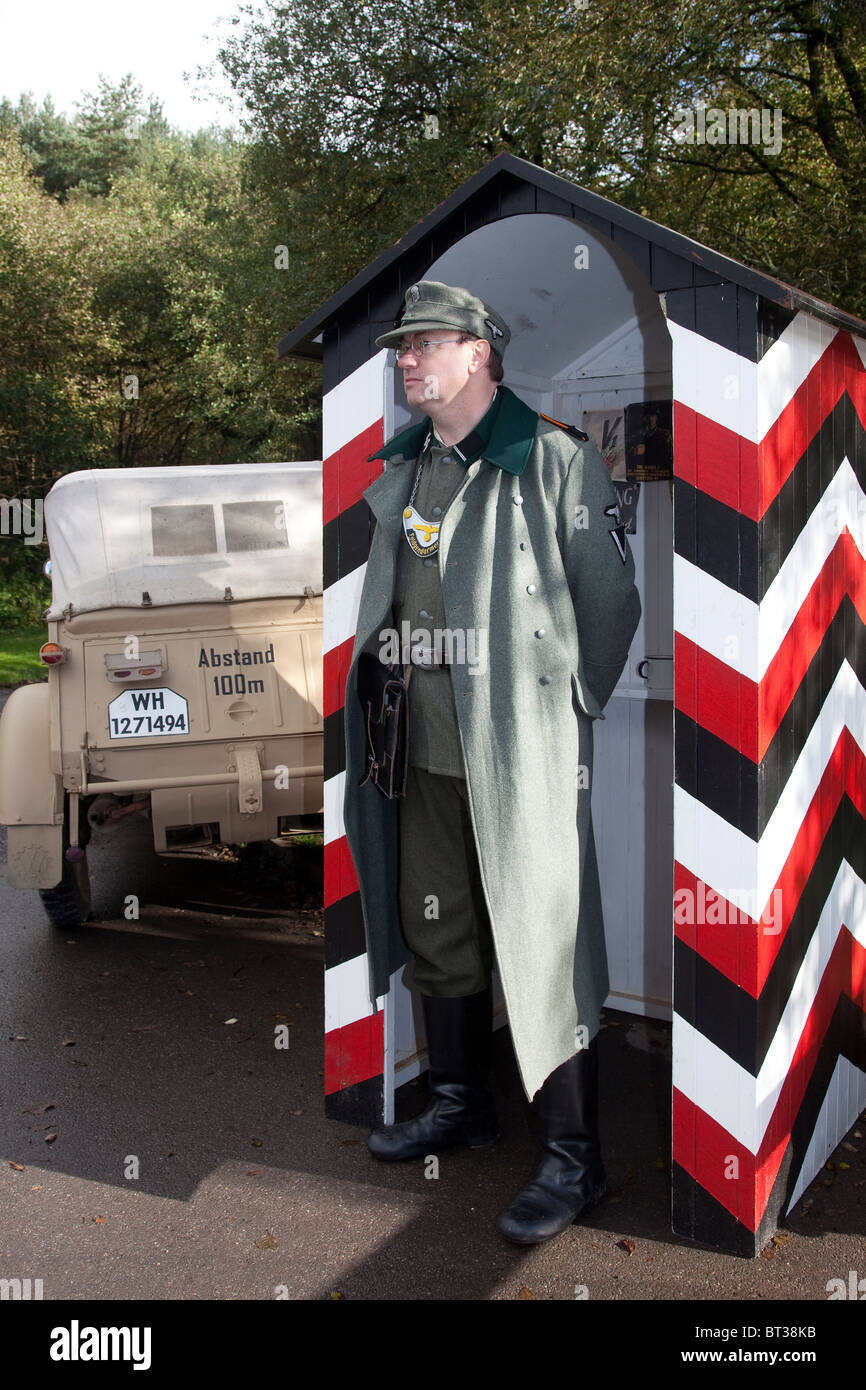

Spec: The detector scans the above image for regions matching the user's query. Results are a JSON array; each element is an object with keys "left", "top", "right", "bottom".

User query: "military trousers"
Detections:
[{"left": 398, "top": 765, "right": 495, "bottom": 996}]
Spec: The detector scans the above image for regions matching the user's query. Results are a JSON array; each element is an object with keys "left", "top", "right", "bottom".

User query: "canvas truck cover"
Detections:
[{"left": 44, "top": 463, "right": 322, "bottom": 616}]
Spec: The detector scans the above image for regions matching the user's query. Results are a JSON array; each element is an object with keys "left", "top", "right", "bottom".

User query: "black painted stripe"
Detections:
[
  {"left": 674, "top": 798, "right": 866, "bottom": 1073},
  {"left": 324, "top": 894, "right": 366, "bottom": 971},
  {"left": 675, "top": 599, "right": 865, "bottom": 833},
  {"left": 324, "top": 707, "right": 346, "bottom": 785},
  {"left": 675, "top": 712, "right": 758, "bottom": 838},
  {"left": 325, "top": 1071, "right": 384, "bottom": 1126},
  {"left": 324, "top": 497, "right": 374, "bottom": 591}
]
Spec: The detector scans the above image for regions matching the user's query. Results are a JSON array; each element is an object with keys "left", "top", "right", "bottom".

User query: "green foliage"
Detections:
[
  {"left": 0, "top": 544, "right": 49, "bottom": 632},
  {"left": 217, "top": 0, "right": 866, "bottom": 320}
]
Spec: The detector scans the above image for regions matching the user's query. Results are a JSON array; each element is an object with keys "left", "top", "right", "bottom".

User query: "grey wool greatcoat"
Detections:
[{"left": 342, "top": 385, "right": 641, "bottom": 1101}]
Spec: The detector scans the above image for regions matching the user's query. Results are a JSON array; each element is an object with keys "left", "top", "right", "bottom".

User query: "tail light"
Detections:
[{"left": 39, "top": 642, "right": 65, "bottom": 666}]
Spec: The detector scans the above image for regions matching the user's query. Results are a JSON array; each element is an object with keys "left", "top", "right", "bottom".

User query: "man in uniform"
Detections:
[{"left": 342, "top": 281, "right": 641, "bottom": 1244}]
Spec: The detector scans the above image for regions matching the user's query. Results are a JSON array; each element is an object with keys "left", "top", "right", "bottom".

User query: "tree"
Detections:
[{"left": 215, "top": 0, "right": 866, "bottom": 317}]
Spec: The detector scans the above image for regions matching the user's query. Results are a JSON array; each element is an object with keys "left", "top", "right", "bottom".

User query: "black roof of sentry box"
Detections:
[{"left": 277, "top": 153, "right": 866, "bottom": 364}]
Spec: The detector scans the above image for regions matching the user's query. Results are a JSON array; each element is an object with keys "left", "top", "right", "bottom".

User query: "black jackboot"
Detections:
[
  {"left": 496, "top": 1039, "right": 605, "bottom": 1244},
  {"left": 367, "top": 989, "right": 499, "bottom": 1160}
]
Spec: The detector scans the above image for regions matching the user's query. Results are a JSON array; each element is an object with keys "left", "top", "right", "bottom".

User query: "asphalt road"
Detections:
[{"left": 0, "top": 688, "right": 864, "bottom": 1338}]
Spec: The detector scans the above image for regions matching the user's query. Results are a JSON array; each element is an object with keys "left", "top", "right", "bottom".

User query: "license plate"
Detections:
[{"left": 107, "top": 687, "right": 190, "bottom": 739}]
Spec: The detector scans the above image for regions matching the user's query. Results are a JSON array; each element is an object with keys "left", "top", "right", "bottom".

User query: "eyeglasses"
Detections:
[{"left": 395, "top": 336, "right": 472, "bottom": 358}]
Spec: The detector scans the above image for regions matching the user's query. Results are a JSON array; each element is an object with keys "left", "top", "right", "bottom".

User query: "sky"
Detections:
[{"left": 0, "top": 0, "right": 252, "bottom": 132}]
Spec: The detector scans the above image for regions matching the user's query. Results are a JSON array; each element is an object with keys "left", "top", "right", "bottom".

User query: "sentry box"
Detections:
[{"left": 278, "top": 155, "right": 866, "bottom": 1257}]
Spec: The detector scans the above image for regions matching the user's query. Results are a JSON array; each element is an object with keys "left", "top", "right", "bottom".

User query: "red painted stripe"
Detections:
[
  {"left": 673, "top": 862, "right": 759, "bottom": 988},
  {"left": 324, "top": 834, "right": 359, "bottom": 909},
  {"left": 324, "top": 635, "right": 356, "bottom": 721},
  {"left": 323, "top": 420, "right": 384, "bottom": 526},
  {"left": 674, "top": 531, "right": 865, "bottom": 760},
  {"left": 673, "top": 403, "right": 759, "bottom": 518},
  {"left": 674, "top": 730, "right": 866, "bottom": 993},
  {"left": 759, "top": 331, "right": 866, "bottom": 517},
  {"left": 674, "top": 633, "right": 758, "bottom": 761},
  {"left": 674, "top": 926, "right": 866, "bottom": 1231},
  {"left": 324, "top": 1010, "right": 384, "bottom": 1094}
]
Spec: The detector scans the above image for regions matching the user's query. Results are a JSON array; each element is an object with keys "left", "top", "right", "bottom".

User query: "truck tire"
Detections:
[{"left": 38, "top": 798, "right": 92, "bottom": 930}]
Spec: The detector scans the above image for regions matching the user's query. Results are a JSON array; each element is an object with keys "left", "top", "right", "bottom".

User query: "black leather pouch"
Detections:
[{"left": 356, "top": 652, "right": 412, "bottom": 798}]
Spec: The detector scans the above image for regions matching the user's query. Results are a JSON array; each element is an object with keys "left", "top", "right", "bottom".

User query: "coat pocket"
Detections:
[{"left": 571, "top": 670, "right": 604, "bottom": 721}]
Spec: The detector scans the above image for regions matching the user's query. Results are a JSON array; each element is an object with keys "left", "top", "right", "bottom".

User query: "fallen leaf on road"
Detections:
[
  {"left": 31, "top": 1185, "right": 42, "bottom": 1190},
  {"left": 291, "top": 1110, "right": 304, "bottom": 1116},
  {"left": 762, "top": 1247, "right": 775, "bottom": 1259},
  {"left": 9, "top": 1035, "right": 29, "bottom": 1041},
  {"left": 61, "top": 1039, "right": 75, "bottom": 1047},
  {"left": 92, "top": 1216, "right": 106, "bottom": 1224},
  {"left": 44, "top": 1132, "right": 57, "bottom": 1144},
  {"left": 250, "top": 1138, "right": 263, "bottom": 1147},
  {"left": 24, "top": 1103, "right": 55, "bottom": 1114},
  {"left": 843, "top": 1142, "right": 857, "bottom": 1152},
  {"left": 518, "top": 1287, "right": 534, "bottom": 1299},
  {"left": 255, "top": 1233, "right": 278, "bottom": 1250},
  {"left": 618, "top": 1239, "right": 636, "bottom": 1255},
  {"left": 247, "top": 1170, "right": 262, "bottom": 1176},
  {"left": 771, "top": 1232, "right": 790, "bottom": 1247},
  {"left": 224, "top": 1018, "right": 238, "bottom": 1025},
  {"left": 839, "top": 1162, "right": 851, "bottom": 1170},
  {"left": 341, "top": 1139, "right": 361, "bottom": 1147},
  {"left": 9, "top": 1162, "right": 24, "bottom": 1171},
  {"left": 329, "top": 1291, "right": 344, "bottom": 1299}
]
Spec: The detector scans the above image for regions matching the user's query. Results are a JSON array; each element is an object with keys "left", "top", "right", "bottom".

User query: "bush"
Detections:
[{"left": 0, "top": 547, "right": 50, "bottom": 630}]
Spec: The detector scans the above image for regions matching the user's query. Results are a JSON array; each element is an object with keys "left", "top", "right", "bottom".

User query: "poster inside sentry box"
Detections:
[{"left": 385, "top": 212, "right": 674, "bottom": 1089}]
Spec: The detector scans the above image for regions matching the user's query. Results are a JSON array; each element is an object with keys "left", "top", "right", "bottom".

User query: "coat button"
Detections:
[
  {"left": 441, "top": 455, "right": 452, "bottom": 465},
  {"left": 424, "top": 558, "right": 436, "bottom": 567},
  {"left": 519, "top": 541, "right": 527, "bottom": 551},
  {"left": 535, "top": 629, "right": 545, "bottom": 638},
  {"left": 419, "top": 610, "right": 432, "bottom": 620},
  {"left": 513, "top": 494, "right": 523, "bottom": 505},
  {"left": 432, "top": 506, "right": 442, "bottom": 516},
  {"left": 526, "top": 584, "right": 536, "bottom": 595},
  {"left": 539, "top": 675, "right": 551, "bottom": 686}
]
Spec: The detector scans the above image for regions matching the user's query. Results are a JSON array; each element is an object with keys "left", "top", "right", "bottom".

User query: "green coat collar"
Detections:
[{"left": 368, "top": 385, "right": 538, "bottom": 477}]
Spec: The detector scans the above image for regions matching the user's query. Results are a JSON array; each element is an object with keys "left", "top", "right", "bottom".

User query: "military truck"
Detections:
[{"left": 0, "top": 463, "right": 323, "bottom": 928}]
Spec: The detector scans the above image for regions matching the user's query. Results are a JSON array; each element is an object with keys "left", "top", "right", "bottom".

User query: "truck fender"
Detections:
[{"left": 0, "top": 683, "right": 63, "bottom": 888}]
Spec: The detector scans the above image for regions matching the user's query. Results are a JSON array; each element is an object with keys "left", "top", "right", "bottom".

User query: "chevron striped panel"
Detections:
[
  {"left": 320, "top": 351, "right": 389, "bottom": 1122},
  {"left": 671, "top": 308, "right": 866, "bottom": 1255}
]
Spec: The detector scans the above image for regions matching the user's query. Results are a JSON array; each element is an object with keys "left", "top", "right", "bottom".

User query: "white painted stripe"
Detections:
[
  {"left": 758, "top": 459, "right": 865, "bottom": 679},
  {"left": 673, "top": 860, "right": 866, "bottom": 1153},
  {"left": 674, "top": 459, "right": 866, "bottom": 682},
  {"left": 674, "top": 555, "right": 758, "bottom": 679},
  {"left": 673, "top": 783, "right": 758, "bottom": 904},
  {"left": 669, "top": 320, "right": 758, "bottom": 441},
  {"left": 324, "top": 951, "right": 386, "bottom": 1031},
  {"left": 669, "top": 312, "right": 842, "bottom": 444},
  {"left": 786, "top": 1054, "right": 866, "bottom": 1213},
  {"left": 757, "top": 312, "right": 838, "bottom": 440},
  {"left": 323, "top": 560, "right": 366, "bottom": 656},
  {"left": 855, "top": 334, "right": 866, "bottom": 374},
  {"left": 675, "top": 662, "right": 866, "bottom": 907},
  {"left": 324, "top": 769, "right": 345, "bottom": 846},
  {"left": 322, "top": 350, "right": 387, "bottom": 459}
]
